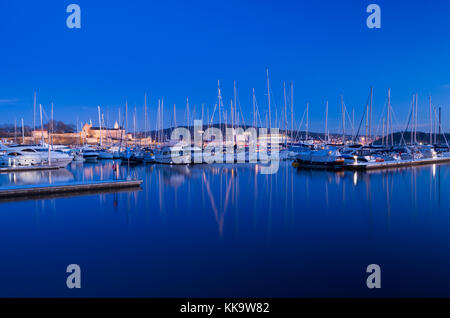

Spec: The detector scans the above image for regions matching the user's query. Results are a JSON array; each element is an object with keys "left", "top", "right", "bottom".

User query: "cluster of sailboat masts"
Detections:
[
  {"left": 7, "top": 70, "right": 449, "bottom": 150},
  {"left": 3, "top": 67, "right": 450, "bottom": 169}
]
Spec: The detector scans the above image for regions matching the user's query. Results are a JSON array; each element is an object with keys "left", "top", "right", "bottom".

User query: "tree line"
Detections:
[{"left": 0, "top": 120, "right": 76, "bottom": 137}]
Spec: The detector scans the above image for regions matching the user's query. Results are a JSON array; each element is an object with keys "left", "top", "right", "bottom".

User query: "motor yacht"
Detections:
[{"left": 1, "top": 145, "right": 73, "bottom": 168}]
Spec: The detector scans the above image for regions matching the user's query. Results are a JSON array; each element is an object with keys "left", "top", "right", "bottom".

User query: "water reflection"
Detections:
[
  {"left": 1, "top": 160, "right": 450, "bottom": 296},
  {"left": 0, "top": 169, "right": 75, "bottom": 186},
  {"left": 1, "top": 161, "right": 448, "bottom": 231}
]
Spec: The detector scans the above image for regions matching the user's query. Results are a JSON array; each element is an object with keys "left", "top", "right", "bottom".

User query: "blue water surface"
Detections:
[{"left": 0, "top": 160, "right": 449, "bottom": 297}]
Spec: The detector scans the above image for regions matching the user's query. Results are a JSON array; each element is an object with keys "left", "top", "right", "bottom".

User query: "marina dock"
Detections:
[
  {"left": 0, "top": 165, "right": 61, "bottom": 173},
  {"left": 0, "top": 179, "right": 143, "bottom": 199},
  {"left": 344, "top": 156, "right": 450, "bottom": 171}
]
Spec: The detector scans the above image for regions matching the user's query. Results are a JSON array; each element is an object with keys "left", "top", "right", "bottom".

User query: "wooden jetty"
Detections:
[{"left": 0, "top": 179, "right": 143, "bottom": 199}]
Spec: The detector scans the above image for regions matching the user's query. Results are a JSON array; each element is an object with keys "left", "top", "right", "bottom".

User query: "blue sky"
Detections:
[{"left": 1, "top": 0, "right": 450, "bottom": 134}]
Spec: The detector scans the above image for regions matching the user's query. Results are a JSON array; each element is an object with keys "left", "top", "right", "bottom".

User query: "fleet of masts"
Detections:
[{"left": 2, "top": 69, "right": 450, "bottom": 169}]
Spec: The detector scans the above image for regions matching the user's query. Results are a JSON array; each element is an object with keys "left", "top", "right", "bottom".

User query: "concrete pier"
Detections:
[{"left": 0, "top": 179, "right": 143, "bottom": 199}]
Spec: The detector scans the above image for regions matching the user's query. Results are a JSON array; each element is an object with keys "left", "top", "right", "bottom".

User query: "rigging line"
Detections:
[
  {"left": 344, "top": 103, "right": 356, "bottom": 137},
  {"left": 355, "top": 92, "right": 372, "bottom": 140},
  {"left": 399, "top": 99, "right": 414, "bottom": 146},
  {"left": 355, "top": 105, "right": 367, "bottom": 141},
  {"left": 391, "top": 104, "right": 410, "bottom": 146},
  {"left": 294, "top": 106, "right": 307, "bottom": 142},
  {"left": 373, "top": 99, "right": 388, "bottom": 141},
  {"left": 254, "top": 97, "right": 264, "bottom": 128},
  {"left": 433, "top": 107, "right": 450, "bottom": 148},
  {"left": 209, "top": 103, "right": 218, "bottom": 126},
  {"left": 236, "top": 94, "right": 246, "bottom": 128}
]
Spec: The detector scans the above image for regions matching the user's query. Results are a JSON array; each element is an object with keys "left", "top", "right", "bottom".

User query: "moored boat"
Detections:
[{"left": 293, "top": 147, "right": 344, "bottom": 169}]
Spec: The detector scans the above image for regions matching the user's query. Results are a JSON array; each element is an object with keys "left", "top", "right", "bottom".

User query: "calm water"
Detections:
[{"left": 0, "top": 160, "right": 449, "bottom": 297}]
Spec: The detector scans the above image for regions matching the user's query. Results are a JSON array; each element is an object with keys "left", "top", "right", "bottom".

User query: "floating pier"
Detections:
[
  {"left": 0, "top": 165, "right": 61, "bottom": 173},
  {"left": 344, "top": 156, "right": 450, "bottom": 171},
  {"left": 0, "top": 179, "right": 143, "bottom": 199}
]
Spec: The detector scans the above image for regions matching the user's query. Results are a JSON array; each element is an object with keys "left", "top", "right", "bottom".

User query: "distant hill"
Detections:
[{"left": 372, "top": 131, "right": 450, "bottom": 145}]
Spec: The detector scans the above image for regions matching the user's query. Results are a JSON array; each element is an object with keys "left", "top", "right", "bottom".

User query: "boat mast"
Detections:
[
  {"left": 414, "top": 93, "right": 418, "bottom": 144},
  {"left": 410, "top": 94, "right": 414, "bottom": 145},
  {"left": 207, "top": 106, "right": 210, "bottom": 129},
  {"left": 186, "top": 97, "right": 190, "bottom": 130},
  {"left": 51, "top": 102, "right": 54, "bottom": 148},
  {"left": 366, "top": 88, "right": 371, "bottom": 142},
  {"left": 98, "top": 105, "right": 102, "bottom": 146},
  {"left": 125, "top": 101, "right": 128, "bottom": 140},
  {"left": 157, "top": 99, "right": 160, "bottom": 142},
  {"left": 230, "top": 99, "right": 233, "bottom": 128},
  {"left": 229, "top": 98, "right": 232, "bottom": 127},
  {"left": 252, "top": 88, "right": 256, "bottom": 129},
  {"left": 369, "top": 86, "right": 373, "bottom": 142},
  {"left": 33, "top": 91, "right": 36, "bottom": 143},
  {"left": 133, "top": 104, "right": 136, "bottom": 146},
  {"left": 391, "top": 89, "right": 395, "bottom": 146},
  {"left": 325, "top": 100, "right": 328, "bottom": 143},
  {"left": 21, "top": 118, "right": 25, "bottom": 144},
  {"left": 174, "top": 103, "right": 177, "bottom": 128},
  {"left": 39, "top": 104, "right": 44, "bottom": 145},
  {"left": 118, "top": 108, "right": 121, "bottom": 131},
  {"left": 341, "top": 95, "right": 345, "bottom": 145},
  {"left": 144, "top": 93, "right": 147, "bottom": 142},
  {"left": 201, "top": 103, "right": 204, "bottom": 126},
  {"left": 290, "top": 82, "right": 294, "bottom": 144},
  {"left": 429, "top": 96, "right": 432, "bottom": 144},
  {"left": 352, "top": 107, "right": 355, "bottom": 142},
  {"left": 434, "top": 106, "right": 437, "bottom": 144},
  {"left": 161, "top": 99, "right": 164, "bottom": 142},
  {"left": 387, "top": 88, "right": 391, "bottom": 146},
  {"left": 283, "top": 82, "right": 287, "bottom": 146},
  {"left": 49, "top": 103, "right": 53, "bottom": 166},
  {"left": 233, "top": 80, "right": 237, "bottom": 129},
  {"left": 306, "top": 103, "right": 309, "bottom": 141},
  {"left": 217, "top": 81, "right": 222, "bottom": 134},
  {"left": 266, "top": 68, "right": 271, "bottom": 132}
]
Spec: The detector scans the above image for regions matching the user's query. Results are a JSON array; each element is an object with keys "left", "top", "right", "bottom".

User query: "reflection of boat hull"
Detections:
[
  {"left": 121, "top": 158, "right": 144, "bottom": 165},
  {"left": 154, "top": 155, "right": 191, "bottom": 165},
  {"left": 293, "top": 159, "right": 344, "bottom": 169},
  {"left": 144, "top": 156, "right": 155, "bottom": 164},
  {"left": 1, "top": 168, "right": 75, "bottom": 185},
  {"left": 83, "top": 154, "right": 99, "bottom": 162},
  {"left": 98, "top": 152, "right": 114, "bottom": 160},
  {"left": 120, "top": 155, "right": 144, "bottom": 165}
]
